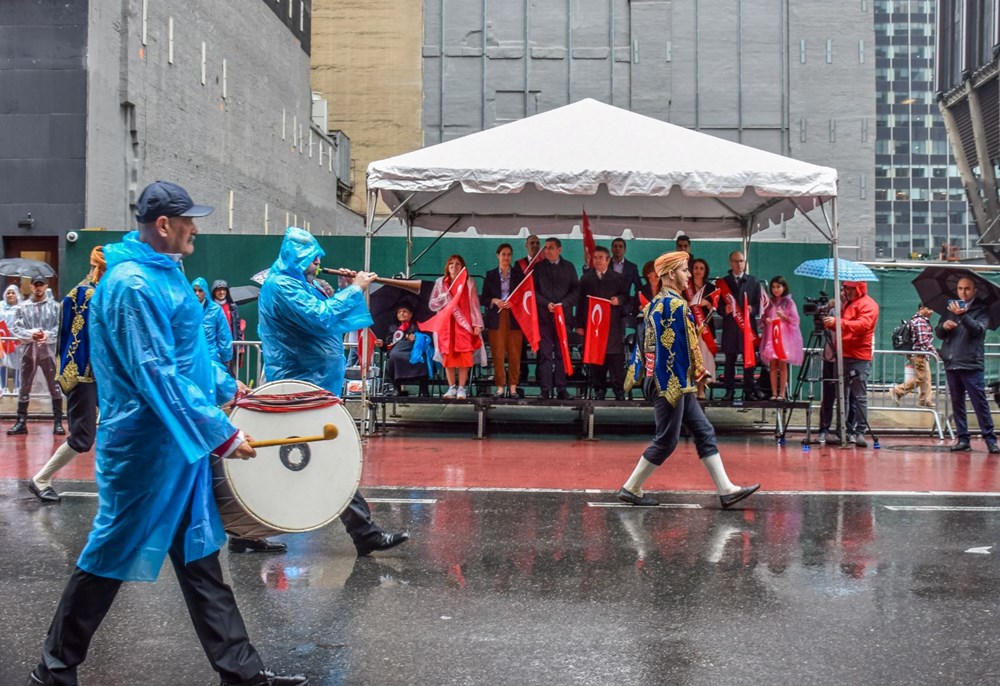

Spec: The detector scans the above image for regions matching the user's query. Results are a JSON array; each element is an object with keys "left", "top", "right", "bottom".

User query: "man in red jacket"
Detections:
[{"left": 817, "top": 281, "right": 879, "bottom": 447}]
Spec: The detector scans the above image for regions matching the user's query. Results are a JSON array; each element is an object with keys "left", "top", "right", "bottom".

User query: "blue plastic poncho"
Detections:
[
  {"left": 78, "top": 232, "right": 236, "bottom": 582},
  {"left": 259, "top": 226, "right": 373, "bottom": 394},
  {"left": 192, "top": 276, "right": 233, "bottom": 364}
]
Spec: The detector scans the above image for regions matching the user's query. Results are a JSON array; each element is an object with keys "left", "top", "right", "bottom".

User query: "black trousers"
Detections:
[
  {"left": 588, "top": 353, "right": 625, "bottom": 399},
  {"left": 65, "top": 382, "right": 98, "bottom": 453},
  {"left": 340, "top": 490, "right": 381, "bottom": 545},
  {"left": 642, "top": 392, "right": 719, "bottom": 465},
  {"left": 723, "top": 350, "right": 757, "bottom": 395},
  {"left": 18, "top": 346, "right": 62, "bottom": 404},
  {"left": 537, "top": 321, "right": 566, "bottom": 393},
  {"left": 36, "top": 514, "right": 264, "bottom": 685}
]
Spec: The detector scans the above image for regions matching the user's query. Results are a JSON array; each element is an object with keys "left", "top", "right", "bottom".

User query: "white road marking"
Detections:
[
  {"left": 57, "top": 492, "right": 98, "bottom": 498},
  {"left": 587, "top": 502, "right": 702, "bottom": 509},
  {"left": 965, "top": 546, "right": 993, "bottom": 554},
  {"left": 884, "top": 505, "right": 1000, "bottom": 512},
  {"left": 366, "top": 498, "right": 437, "bottom": 504}
]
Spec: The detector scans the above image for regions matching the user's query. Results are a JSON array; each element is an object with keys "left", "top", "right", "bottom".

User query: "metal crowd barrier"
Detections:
[{"left": 0, "top": 335, "right": 21, "bottom": 398}]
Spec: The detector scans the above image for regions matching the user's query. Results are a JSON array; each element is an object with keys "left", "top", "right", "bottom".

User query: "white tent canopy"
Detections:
[{"left": 367, "top": 98, "right": 838, "bottom": 238}]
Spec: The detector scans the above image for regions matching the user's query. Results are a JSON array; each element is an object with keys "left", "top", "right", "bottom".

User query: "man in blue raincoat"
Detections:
[
  {"left": 193, "top": 275, "right": 234, "bottom": 366},
  {"left": 27, "top": 181, "right": 307, "bottom": 686},
  {"left": 258, "top": 226, "right": 409, "bottom": 556}
]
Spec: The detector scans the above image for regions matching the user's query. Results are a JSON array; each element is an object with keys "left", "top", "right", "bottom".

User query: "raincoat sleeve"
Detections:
[
  {"left": 113, "top": 283, "right": 235, "bottom": 464},
  {"left": 213, "top": 306, "right": 233, "bottom": 363},
  {"left": 212, "top": 359, "right": 237, "bottom": 405},
  {"left": 10, "top": 305, "right": 32, "bottom": 341},
  {"left": 429, "top": 278, "right": 450, "bottom": 312},
  {"left": 281, "top": 276, "right": 372, "bottom": 336}
]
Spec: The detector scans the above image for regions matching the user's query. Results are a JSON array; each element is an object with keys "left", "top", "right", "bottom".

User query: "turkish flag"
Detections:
[
  {"left": 507, "top": 271, "right": 540, "bottom": 352},
  {"left": 358, "top": 328, "right": 378, "bottom": 375},
  {"left": 583, "top": 296, "right": 611, "bottom": 366},
  {"left": 0, "top": 321, "right": 18, "bottom": 354},
  {"left": 420, "top": 268, "right": 471, "bottom": 355},
  {"left": 771, "top": 319, "right": 787, "bottom": 362},
  {"left": 638, "top": 291, "right": 650, "bottom": 310},
  {"left": 582, "top": 210, "right": 597, "bottom": 268},
  {"left": 742, "top": 296, "right": 756, "bottom": 368},
  {"left": 553, "top": 303, "right": 573, "bottom": 375}
]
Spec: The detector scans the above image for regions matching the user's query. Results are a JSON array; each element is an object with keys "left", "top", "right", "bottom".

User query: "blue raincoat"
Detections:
[
  {"left": 259, "top": 227, "right": 373, "bottom": 394},
  {"left": 78, "top": 232, "right": 236, "bottom": 582},
  {"left": 192, "top": 276, "right": 234, "bottom": 364}
]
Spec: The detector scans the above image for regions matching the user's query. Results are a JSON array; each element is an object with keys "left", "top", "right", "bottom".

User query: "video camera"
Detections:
[{"left": 802, "top": 291, "right": 834, "bottom": 333}]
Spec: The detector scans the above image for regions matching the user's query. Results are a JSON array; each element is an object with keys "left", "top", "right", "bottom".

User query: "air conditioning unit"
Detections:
[
  {"left": 333, "top": 130, "right": 352, "bottom": 190},
  {"left": 311, "top": 92, "right": 328, "bottom": 131}
]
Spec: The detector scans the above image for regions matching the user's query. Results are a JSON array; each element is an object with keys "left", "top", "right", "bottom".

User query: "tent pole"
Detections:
[
  {"left": 361, "top": 188, "right": 378, "bottom": 436},
  {"left": 831, "top": 194, "right": 846, "bottom": 447},
  {"left": 405, "top": 214, "right": 413, "bottom": 278}
]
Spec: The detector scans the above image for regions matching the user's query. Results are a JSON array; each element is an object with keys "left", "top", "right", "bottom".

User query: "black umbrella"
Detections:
[
  {"left": 367, "top": 281, "right": 434, "bottom": 340},
  {"left": 0, "top": 257, "right": 56, "bottom": 281},
  {"left": 912, "top": 266, "right": 1000, "bottom": 330},
  {"left": 229, "top": 285, "right": 260, "bottom": 305}
]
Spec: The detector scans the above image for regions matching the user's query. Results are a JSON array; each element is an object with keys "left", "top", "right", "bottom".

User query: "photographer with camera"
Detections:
[
  {"left": 935, "top": 277, "right": 999, "bottom": 453},
  {"left": 817, "top": 281, "right": 879, "bottom": 447}
]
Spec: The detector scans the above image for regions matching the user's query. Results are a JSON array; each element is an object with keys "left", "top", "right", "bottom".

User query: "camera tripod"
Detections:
[{"left": 783, "top": 326, "right": 879, "bottom": 448}]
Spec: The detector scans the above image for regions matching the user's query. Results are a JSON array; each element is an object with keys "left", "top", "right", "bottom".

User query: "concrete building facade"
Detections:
[{"left": 2, "top": 0, "right": 359, "bottom": 288}]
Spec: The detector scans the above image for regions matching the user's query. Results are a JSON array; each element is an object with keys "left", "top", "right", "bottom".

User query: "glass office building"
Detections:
[{"left": 875, "top": 0, "right": 973, "bottom": 259}]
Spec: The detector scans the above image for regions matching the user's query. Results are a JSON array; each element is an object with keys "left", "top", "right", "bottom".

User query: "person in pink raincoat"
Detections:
[{"left": 759, "top": 276, "right": 803, "bottom": 401}]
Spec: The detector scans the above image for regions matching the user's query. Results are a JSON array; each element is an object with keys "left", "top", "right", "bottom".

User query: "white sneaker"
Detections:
[
  {"left": 443, "top": 386, "right": 458, "bottom": 399},
  {"left": 456, "top": 387, "right": 467, "bottom": 400}
]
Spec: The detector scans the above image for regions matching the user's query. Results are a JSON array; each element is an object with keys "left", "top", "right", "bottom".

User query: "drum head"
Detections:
[{"left": 225, "top": 380, "right": 362, "bottom": 533}]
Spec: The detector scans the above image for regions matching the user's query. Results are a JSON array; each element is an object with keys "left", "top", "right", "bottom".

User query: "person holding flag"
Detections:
[
  {"left": 759, "top": 275, "right": 803, "bottom": 401},
  {"left": 686, "top": 258, "right": 718, "bottom": 400},
  {"left": 427, "top": 254, "right": 484, "bottom": 400},
  {"left": 481, "top": 243, "right": 525, "bottom": 398},
  {"left": 533, "top": 238, "right": 579, "bottom": 400},
  {"left": 618, "top": 250, "right": 760, "bottom": 509},
  {"left": 715, "top": 251, "right": 762, "bottom": 402},
  {"left": 576, "top": 246, "right": 629, "bottom": 400}
]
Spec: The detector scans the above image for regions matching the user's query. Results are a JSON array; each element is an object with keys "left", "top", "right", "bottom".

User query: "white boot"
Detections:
[
  {"left": 34, "top": 442, "right": 80, "bottom": 490},
  {"left": 623, "top": 456, "right": 659, "bottom": 497}
]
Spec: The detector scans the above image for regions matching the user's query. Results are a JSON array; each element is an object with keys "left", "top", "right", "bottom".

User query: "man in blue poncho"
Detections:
[
  {"left": 618, "top": 251, "right": 761, "bottom": 510},
  {"left": 27, "top": 182, "right": 307, "bottom": 686},
  {"left": 193, "top": 275, "right": 234, "bottom": 366},
  {"left": 258, "top": 226, "right": 409, "bottom": 556}
]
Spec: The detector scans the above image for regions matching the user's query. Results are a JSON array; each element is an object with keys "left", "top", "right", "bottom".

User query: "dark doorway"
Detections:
[{"left": 2, "top": 235, "right": 59, "bottom": 297}]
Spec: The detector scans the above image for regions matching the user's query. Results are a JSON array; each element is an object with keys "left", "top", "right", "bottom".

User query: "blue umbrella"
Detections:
[{"left": 793, "top": 258, "right": 878, "bottom": 282}]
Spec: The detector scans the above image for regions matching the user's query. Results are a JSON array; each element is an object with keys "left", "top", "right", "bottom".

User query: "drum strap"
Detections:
[{"left": 232, "top": 389, "right": 342, "bottom": 413}]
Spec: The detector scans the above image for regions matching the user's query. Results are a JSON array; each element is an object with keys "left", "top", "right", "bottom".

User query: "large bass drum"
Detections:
[{"left": 212, "top": 379, "right": 362, "bottom": 539}]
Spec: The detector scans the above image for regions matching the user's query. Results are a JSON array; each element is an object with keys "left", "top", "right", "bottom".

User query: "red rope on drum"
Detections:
[{"left": 232, "top": 389, "right": 342, "bottom": 412}]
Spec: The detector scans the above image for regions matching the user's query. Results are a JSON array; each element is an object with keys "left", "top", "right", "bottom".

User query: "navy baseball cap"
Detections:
[{"left": 135, "top": 181, "right": 214, "bottom": 223}]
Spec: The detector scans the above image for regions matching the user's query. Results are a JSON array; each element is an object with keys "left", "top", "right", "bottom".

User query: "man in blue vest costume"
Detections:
[
  {"left": 258, "top": 226, "right": 410, "bottom": 557},
  {"left": 26, "top": 181, "right": 307, "bottom": 686}
]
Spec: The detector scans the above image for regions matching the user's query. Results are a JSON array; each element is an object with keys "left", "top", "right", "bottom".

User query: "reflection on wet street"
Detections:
[{"left": 3, "top": 480, "right": 1000, "bottom": 685}]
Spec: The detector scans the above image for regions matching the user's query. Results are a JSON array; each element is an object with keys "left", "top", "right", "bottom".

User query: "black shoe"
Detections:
[
  {"left": 53, "top": 420, "right": 65, "bottom": 435},
  {"left": 26, "top": 480, "right": 60, "bottom": 503},
  {"left": 26, "top": 669, "right": 45, "bottom": 685},
  {"left": 617, "top": 488, "right": 659, "bottom": 506},
  {"left": 221, "top": 669, "right": 309, "bottom": 686},
  {"left": 989, "top": 443, "right": 1000, "bottom": 455},
  {"left": 228, "top": 537, "right": 287, "bottom": 554},
  {"left": 540, "top": 390, "right": 552, "bottom": 400},
  {"left": 7, "top": 420, "right": 27, "bottom": 435},
  {"left": 356, "top": 531, "right": 410, "bottom": 557},
  {"left": 949, "top": 442, "right": 972, "bottom": 452},
  {"left": 556, "top": 389, "right": 570, "bottom": 400},
  {"left": 516, "top": 388, "right": 525, "bottom": 398},
  {"left": 721, "top": 391, "right": 735, "bottom": 402},
  {"left": 720, "top": 484, "right": 761, "bottom": 509},
  {"left": 614, "top": 392, "right": 626, "bottom": 401}
]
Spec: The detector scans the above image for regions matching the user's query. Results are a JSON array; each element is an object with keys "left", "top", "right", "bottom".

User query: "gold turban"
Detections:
[
  {"left": 654, "top": 251, "right": 688, "bottom": 278},
  {"left": 90, "top": 245, "right": 106, "bottom": 280}
]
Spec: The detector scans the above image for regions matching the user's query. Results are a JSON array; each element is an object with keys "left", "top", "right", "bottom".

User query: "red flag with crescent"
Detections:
[
  {"left": 583, "top": 296, "right": 611, "bottom": 365},
  {"left": 506, "top": 271, "right": 540, "bottom": 352},
  {"left": 771, "top": 319, "right": 788, "bottom": 362},
  {"left": 553, "top": 303, "right": 573, "bottom": 375},
  {"left": 419, "top": 268, "right": 472, "bottom": 355},
  {"left": 582, "top": 210, "right": 597, "bottom": 268},
  {"left": 742, "top": 297, "right": 756, "bottom": 367},
  {"left": 638, "top": 291, "right": 650, "bottom": 311},
  {"left": 0, "top": 321, "right": 18, "bottom": 354}
]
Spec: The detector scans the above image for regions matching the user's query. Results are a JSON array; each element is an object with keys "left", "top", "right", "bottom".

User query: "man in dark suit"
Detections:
[
  {"left": 716, "top": 250, "right": 762, "bottom": 401},
  {"left": 576, "top": 247, "right": 630, "bottom": 400},
  {"left": 516, "top": 234, "right": 542, "bottom": 273},
  {"left": 534, "top": 238, "right": 579, "bottom": 399},
  {"left": 610, "top": 237, "right": 642, "bottom": 320}
]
